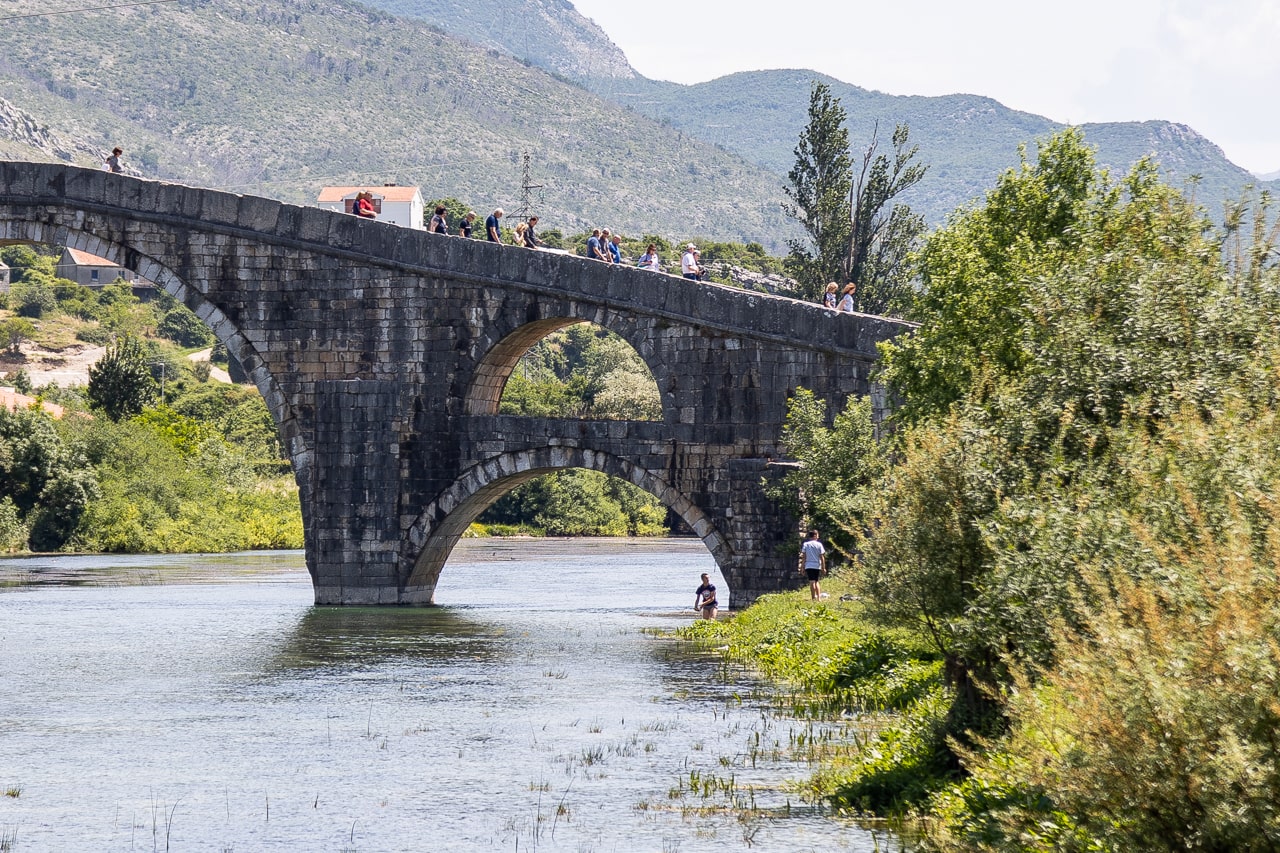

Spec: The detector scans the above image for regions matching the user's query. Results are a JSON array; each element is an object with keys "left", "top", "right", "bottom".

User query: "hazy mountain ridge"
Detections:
[
  {"left": 351, "top": 0, "right": 1275, "bottom": 223},
  {"left": 0, "top": 0, "right": 783, "bottom": 245},
  {"left": 619, "top": 69, "right": 1279, "bottom": 223}
]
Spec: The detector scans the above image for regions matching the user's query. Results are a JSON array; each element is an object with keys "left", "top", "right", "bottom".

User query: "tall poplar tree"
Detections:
[
  {"left": 783, "top": 85, "right": 928, "bottom": 314},
  {"left": 848, "top": 123, "right": 928, "bottom": 316},
  {"left": 783, "top": 82, "right": 853, "bottom": 300}
]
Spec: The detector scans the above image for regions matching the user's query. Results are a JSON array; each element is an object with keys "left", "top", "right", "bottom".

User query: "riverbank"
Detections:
[{"left": 681, "top": 573, "right": 956, "bottom": 818}]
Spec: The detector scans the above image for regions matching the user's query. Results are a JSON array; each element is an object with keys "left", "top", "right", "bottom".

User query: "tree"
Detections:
[
  {"left": 0, "top": 405, "right": 99, "bottom": 551},
  {"left": 87, "top": 333, "right": 158, "bottom": 420},
  {"left": 847, "top": 123, "right": 928, "bottom": 316},
  {"left": 783, "top": 85, "right": 928, "bottom": 312},
  {"left": 157, "top": 305, "right": 215, "bottom": 347},
  {"left": 1, "top": 317, "right": 37, "bottom": 354},
  {"left": 783, "top": 82, "right": 853, "bottom": 300},
  {"left": 878, "top": 128, "right": 1099, "bottom": 426}
]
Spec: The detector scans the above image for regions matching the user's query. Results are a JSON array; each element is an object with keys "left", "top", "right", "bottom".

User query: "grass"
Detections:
[{"left": 676, "top": 575, "right": 953, "bottom": 815}]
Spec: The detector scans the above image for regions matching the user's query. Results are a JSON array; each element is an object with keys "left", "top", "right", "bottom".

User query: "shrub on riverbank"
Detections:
[{"left": 709, "top": 130, "right": 1280, "bottom": 848}]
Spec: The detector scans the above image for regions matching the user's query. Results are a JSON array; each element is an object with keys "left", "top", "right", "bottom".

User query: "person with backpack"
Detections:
[{"left": 637, "top": 243, "right": 662, "bottom": 272}]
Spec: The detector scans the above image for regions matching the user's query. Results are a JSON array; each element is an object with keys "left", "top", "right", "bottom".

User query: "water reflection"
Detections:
[{"left": 267, "top": 605, "right": 506, "bottom": 672}]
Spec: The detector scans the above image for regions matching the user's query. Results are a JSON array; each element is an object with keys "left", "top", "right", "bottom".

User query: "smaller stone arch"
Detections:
[
  {"left": 399, "top": 447, "right": 733, "bottom": 603},
  {"left": 462, "top": 314, "right": 670, "bottom": 418}
]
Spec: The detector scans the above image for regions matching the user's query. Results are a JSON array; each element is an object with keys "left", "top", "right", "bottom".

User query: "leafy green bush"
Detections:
[
  {"left": 157, "top": 305, "right": 215, "bottom": 347},
  {"left": 13, "top": 276, "right": 58, "bottom": 318}
]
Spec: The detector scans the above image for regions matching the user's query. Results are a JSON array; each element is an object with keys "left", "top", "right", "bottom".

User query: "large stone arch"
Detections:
[
  {"left": 0, "top": 218, "right": 310, "bottom": 496},
  {"left": 462, "top": 315, "right": 666, "bottom": 418},
  {"left": 399, "top": 446, "right": 733, "bottom": 603}
]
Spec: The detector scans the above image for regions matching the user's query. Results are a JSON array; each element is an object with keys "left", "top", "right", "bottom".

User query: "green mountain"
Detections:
[
  {"left": 348, "top": 2, "right": 1276, "bottom": 224},
  {"left": 602, "top": 70, "right": 1279, "bottom": 224},
  {"left": 3, "top": 0, "right": 1272, "bottom": 248},
  {"left": 0, "top": 0, "right": 784, "bottom": 246}
]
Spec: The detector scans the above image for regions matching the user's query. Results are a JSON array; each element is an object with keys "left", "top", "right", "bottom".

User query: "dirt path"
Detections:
[
  {"left": 1, "top": 344, "right": 233, "bottom": 388},
  {"left": 0, "top": 343, "right": 105, "bottom": 388},
  {"left": 187, "top": 347, "right": 232, "bottom": 383}
]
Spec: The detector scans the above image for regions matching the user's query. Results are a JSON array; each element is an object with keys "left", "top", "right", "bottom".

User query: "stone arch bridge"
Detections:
[{"left": 0, "top": 163, "right": 912, "bottom": 606}]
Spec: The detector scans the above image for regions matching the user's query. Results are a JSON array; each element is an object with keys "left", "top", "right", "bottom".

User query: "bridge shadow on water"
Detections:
[{"left": 264, "top": 605, "right": 508, "bottom": 673}]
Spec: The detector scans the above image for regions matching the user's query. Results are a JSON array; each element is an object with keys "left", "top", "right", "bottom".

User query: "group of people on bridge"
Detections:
[{"left": 417, "top": 204, "right": 721, "bottom": 282}]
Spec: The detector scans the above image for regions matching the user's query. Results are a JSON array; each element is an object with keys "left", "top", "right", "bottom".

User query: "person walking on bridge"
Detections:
[
  {"left": 486, "top": 208, "right": 504, "bottom": 242},
  {"left": 822, "top": 282, "right": 839, "bottom": 309},
  {"left": 837, "top": 282, "right": 856, "bottom": 313},
  {"left": 429, "top": 205, "right": 448, "bottom": 234},
  {"left": 587, "top": 229, "right": 608, "bottom": 262},
  {"left": 522, "top": 215, "right": 544, "bottom": 248},
  {"left": 800, "top": 529, "right": 827, "bottom": 601}
]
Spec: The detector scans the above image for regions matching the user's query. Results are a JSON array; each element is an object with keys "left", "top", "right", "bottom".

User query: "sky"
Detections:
[{"left": 569, "top": 0, "right": 1280, "bottom": 176}]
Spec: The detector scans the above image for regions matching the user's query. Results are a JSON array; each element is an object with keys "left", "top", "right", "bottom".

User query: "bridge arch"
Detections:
[
  {"left": 0, "top": 219, "right": 308, "bottom": 485},
  {"left": 463, "top": 317, "right": 665, "bottom": 419},
  {"left": 399, "top": 446, "right": 732, "bottom": 603}
]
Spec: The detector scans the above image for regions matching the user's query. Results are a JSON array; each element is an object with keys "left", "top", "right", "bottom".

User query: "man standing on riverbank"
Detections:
[
  {"left": 694, "top": 573, "right": 718, "bottom": 620},
  {"left": 800, "top": 529, "right": 826, "bottom": 600}
]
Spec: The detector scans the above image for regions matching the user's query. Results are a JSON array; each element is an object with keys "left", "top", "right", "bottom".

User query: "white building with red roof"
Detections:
[
  {"left": 54, "top": 248, "right": 154, "bottom": 289},
  {"left": 316, "top": 185, "right": 425, "bottom": 230}
]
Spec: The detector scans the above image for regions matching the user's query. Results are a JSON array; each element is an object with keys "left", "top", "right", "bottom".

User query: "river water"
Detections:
[{"left": 0, "top": 539, "right": 896, "bottom": 852}]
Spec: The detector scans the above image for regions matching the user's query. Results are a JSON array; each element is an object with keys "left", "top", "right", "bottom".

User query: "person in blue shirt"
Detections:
[
  {"left": 486, "top": 208, "right": 504, "bottom": 242},
  {"left": 586, "top": 229, "right": 607, "bottom": 261},
  {"left": 799, "top": 529, "right": 827, "bottom": 600},
  {"left": 607, "top": 233, "right": 623, "bottom": 263}
]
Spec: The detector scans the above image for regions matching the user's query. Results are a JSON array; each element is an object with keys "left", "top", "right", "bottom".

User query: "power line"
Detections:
[{"left": 0, "top": 0, "right": 179, "bottom": 21}]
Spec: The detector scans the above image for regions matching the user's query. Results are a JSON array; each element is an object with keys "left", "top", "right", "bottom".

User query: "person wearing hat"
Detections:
[{"left": 681, "top": 243, "right": 701, "bottom": 280}]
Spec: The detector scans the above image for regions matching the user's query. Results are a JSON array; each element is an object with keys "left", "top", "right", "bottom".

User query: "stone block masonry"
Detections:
[{"left": 0, "top": 162, "right": 913, "bottom": 607}]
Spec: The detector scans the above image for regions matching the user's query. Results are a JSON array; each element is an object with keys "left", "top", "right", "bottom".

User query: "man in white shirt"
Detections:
[
  {"left": 681, "top": 243, "right": 700, "bottom": 280},
  {"left": 799, "top": 529, "right": 827, "bottom": 600}
]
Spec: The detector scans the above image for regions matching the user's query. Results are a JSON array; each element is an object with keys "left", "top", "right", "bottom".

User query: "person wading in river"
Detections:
[{"left": 694, "top": 573, "right": 718, "bottom": 620}]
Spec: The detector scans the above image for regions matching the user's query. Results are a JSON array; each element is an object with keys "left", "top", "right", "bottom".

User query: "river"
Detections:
[{"left": 0, "top": 539, "right": 896, "bottom": 852}]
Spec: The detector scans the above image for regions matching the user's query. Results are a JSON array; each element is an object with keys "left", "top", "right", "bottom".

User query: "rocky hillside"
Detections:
[
  {"left": 0, "top": 98, "right": 109, "bottom": 168},
  {"left": 351, "top": 0, "right": 639, "bottom": 83},
  {"left": 0, "top": 0, "right": 784, "bottom": 246}
]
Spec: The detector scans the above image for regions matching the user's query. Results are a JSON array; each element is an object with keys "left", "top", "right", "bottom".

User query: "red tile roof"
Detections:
[
  {"left": 317, "top": 186, "right": 423, "bottom": 203},
  {"left": 64, "top": 248, "right": 118, "bottom": 267},
  {"left": 0, "top": 387, "right": 65, "bottom": 419}
]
